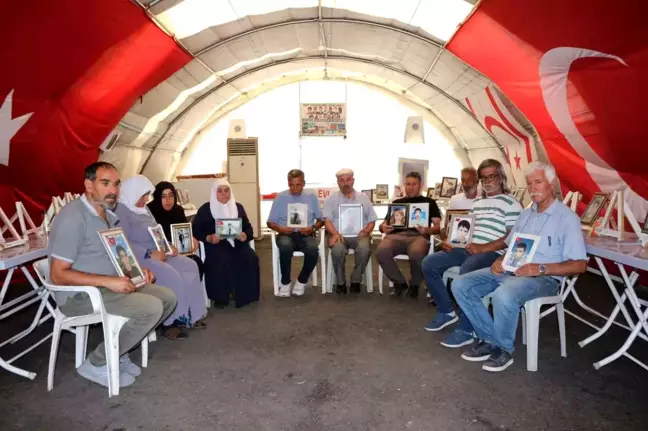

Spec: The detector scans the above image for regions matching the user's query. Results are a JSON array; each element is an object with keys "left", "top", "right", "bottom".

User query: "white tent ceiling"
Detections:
[{"left": 103, "top": 0, "right": 533, "bottom": 182}]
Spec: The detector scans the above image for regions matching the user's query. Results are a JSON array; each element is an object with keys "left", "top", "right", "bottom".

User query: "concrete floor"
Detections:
[{"left": 1, "top": 238, "right": 647, "bottom": 430}]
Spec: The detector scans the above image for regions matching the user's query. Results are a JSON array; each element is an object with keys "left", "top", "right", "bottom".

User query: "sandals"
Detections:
[
  {"left": 192, "top": 320, "right": 207, "bottom": 329},
  {"left": 173, "top": 319, "right": 208, "bottom": 329},
  {"left": 163, "top": 325, "right": 188, "bottom": 340}
]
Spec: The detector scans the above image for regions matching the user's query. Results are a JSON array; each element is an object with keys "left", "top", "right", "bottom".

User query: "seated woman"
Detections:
[
  {"left": 115, "top": 175, "right": 208, "bottom": 339},
  {"left": 147, "top": 181, "right": 204, "bottom": 279},
  {"left": 192, "top": 178, "right": 260, "bottom": 308}
]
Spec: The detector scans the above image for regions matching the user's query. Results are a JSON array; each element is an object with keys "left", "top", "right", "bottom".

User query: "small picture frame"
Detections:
[
  {"left": 361, "top": 189, "right": 373, "bottom": 201},
  {"left": 216, "top": 218, "right": 242, "bottom": 239},
  {"left": 444, "top": 209, "right": 470, "bottom": 237},
  {"left": 407, "top": 203, "right": 429, "bottom": 228},
  {"left": 375, "top": 184, "right": 389, "bottom": 203},
  {"left": 393, "top": 185, "right": 404, "bottom": 200},
  {"left": 514, "top": 186, "right": 526, "bottom": 202},
  {"left": 642, "top": 213, "right": 648, "bottom": 235},
  {"left": 98, "top": 228, "right": 146, "bottom": 287},
  {"left": 287, "top": 203, "right": 308, "bottom": 228},
  {"left": 387, "top": 204, "right": 408, "bottom": 228},
  {"left": 447, "top": 214, "right": 475, "bottom": 248},
  {"left": 339, "top": 204, "right": 363, "bottom": 237},
  {"left": 426, "top": 187, "right": 435, "bottom": 199},
  {"left": 503, "top": 233, "right": 541, "bottom": 273},
  {"left": 148, "top": 224, "right": 172, "bottom": 255},
  {"left": 581, "top": 192, "right": 609, "bottom": 226},
  {"left": 434, "top": 182, "right": 442, "bottom": 199},
  {"left": 170, "top": 222, "right": 193, "bottom": 255},
  {"left": 439, "top": 177, "right": 458, "bottom": 198}
]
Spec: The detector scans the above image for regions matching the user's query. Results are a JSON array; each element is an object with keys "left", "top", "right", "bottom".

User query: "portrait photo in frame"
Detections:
[
  {"left": 375, "top": 184, "right": 389, "bottom": 203},
  {"left": 287, "top": 203, "right": 308, "bottom": 228},
  {"left": 361, "top": 189, "right": 373, "bottom": 201},
  {"left": 339, "top": 204, "right": 363, "bottom": 237},
  {"left": 439, "top": 177, "right": 458, "bottom": 198},
  {"left": 426, "top": 187, "right": 435, "bottom": 199},
  {"left": 448, "top": 214, "right": 475, "bottom": 248},
  {"left": 216, "top": 218, "right": 243, "bottom": 239},
  {"left": 148, "top": 224, "right": 172, "bottom": 255},
  {"left": 170, "top": 222, "right": 193, "bottom": 255},
  {"left": 581, "top": 192, "right": 609, "bottom": 226},
  {"left": 393, "top": 185, "right": 404, "bottom": 200},
  {"left": 407, "top": 203, "right": 429, "bottom": 228},
  {"left": 98, "top": 228, "right": 146, "bottom": 287},
  {"left": 443, "top": 209, "right": 470, "bottom": 237},
  {"left": 387, "top": 204, "right": 408, "bottom": 228},
  {"left": 502, "top": 233, "right": 541, "bottom": 273}
]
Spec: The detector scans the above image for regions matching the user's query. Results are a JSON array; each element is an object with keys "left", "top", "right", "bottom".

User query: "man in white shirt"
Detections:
[{"left": 448, "top": 167, "right": 478, "bottom": 210}]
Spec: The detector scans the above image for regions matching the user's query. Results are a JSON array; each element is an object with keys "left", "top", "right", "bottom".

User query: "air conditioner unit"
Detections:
[
  {"left": 100, "top": 131, "right": 121, "bottom": 152},
  {"left": 227, "top": 138, "right": 260, "bottom": 239},
  {"left": 404, "top": 116, "right": 424, "bottom": 144},
  {"left": 228, "top": 119, "right": 246, "bottom": 139}
]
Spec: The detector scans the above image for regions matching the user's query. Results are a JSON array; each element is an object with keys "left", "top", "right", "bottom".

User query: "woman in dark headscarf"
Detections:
[{"left": 148, "top": 181, "right": 204, "bottom": 279}]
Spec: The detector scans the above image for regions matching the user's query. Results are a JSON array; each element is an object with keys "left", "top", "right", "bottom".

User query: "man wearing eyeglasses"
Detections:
[{"left": 421, "top": 159, "right": 522, "bottom": 349}]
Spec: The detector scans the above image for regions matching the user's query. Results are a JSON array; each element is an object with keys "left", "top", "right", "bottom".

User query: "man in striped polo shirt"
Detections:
[{"left": 422, "top": 159, "right": 522, "bottom": 348}]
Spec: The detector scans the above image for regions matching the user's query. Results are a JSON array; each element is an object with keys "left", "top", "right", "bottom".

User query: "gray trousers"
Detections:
[
  {"left": 375, "top": 231, "right": 430, "bottom": 285},
  {"left": 60, "top": 284, "right": 177, "bottom": 366},
  {"left": 330, "top": 236, "right": 371, "bottom": 285}
]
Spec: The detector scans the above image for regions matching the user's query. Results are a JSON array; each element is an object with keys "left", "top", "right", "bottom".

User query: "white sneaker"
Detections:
[
  {"left": 77, "top": 359, "right": 136, "bottom": 388},
  {"left": 292, "top": 281, "right": 306, "bottom": 296},
  {"left": 278, "top": 282, "right": 292, "bottom": 297},
  {"left": 120, "top": 353, "right": 142, "bottom": 377}
]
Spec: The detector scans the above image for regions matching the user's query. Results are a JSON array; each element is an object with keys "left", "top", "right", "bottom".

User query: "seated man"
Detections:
[
  {"left": 267, "top": 169, "right": 324, "bottom": 297},
  {"left": 48, "top": 162, "right": 177, "bottom": 389},
  {"left": 376, "top": 172, "right": 441, "bottom": 298},
  {"left": 422, "top": 160, "right": 522, "bottom": 348},
  {"left": 452, "top": 161, "right": 587, "bottom": 372},
  {"left": 323, "top": 168, "right": 378, "bottom": 294}
]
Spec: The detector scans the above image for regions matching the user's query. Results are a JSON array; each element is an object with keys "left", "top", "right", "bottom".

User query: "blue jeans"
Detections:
[
  {"left": 451, "top": 268, "right": 559, "bottom": 353},
  {"left": 421, "top": 249, "right": 500, "bottom": 332}
]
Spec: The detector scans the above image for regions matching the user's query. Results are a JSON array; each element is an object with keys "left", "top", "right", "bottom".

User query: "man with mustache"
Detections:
[
  {"left": 452, "top": 161, "right": 587, "bottom": 372},
  {"left": 48, "top": 162, "right": 177, "bottom": 389},
  {"left": 422, "top": 160, "right": 522, "bottom": 349},
  {"left": 323, "top": 168, "right": 377, "bottom": 295}
]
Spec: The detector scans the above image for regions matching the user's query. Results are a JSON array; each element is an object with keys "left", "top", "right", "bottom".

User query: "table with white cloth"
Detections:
[
  {"left": 564, "top": 234, "right": 648, "bottom": 370},
  {"left": 0, "top": 235, "right": 54, "bottom": 379}
]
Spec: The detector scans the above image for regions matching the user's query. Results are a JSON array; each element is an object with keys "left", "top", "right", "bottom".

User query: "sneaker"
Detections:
[
  {"left": 440, "top": 329, "right": 474, "bottom": 348},
  {"left": 278, "top": 282, "right": 292, "bottom": 297},
  {"left": 350, "top": 282, "right": 361, "bottom": 293},
  {"left": 461, "top": 340, "right": 496, "bottom": 362},
  {"left": 335, "top": 284, "right": 347, "bottom": 295},
  {"left": 120, "top": 354, "right": 142, "bottom": 377},
  {"left": 406, "top": 284, "right": 419, "bottom": 298},
  {"left": 390, "top": 283, "right": 407, "bottom": 297},
  {"left": 77, "top": 359, "right": 136, "bottom": 388},
  {"left": 292, "top": 281, "right": 306, "bottom": 296},
  {"left": 482, "top": 349, "right": 514, "bottom": 372},
  {"left": 424, "top": 312, "right": 458, "bottom": 332}
]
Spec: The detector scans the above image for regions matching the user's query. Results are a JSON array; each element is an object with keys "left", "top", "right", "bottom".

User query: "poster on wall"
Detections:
[{"left": 300, "top": 103, "right": 346, "bottom": 136}]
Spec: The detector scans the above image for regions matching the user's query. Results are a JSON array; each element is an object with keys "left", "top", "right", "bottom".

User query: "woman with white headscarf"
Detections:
[
  {"left": 115, "top": 175, "right": 208, "bottom": 340},
  {"left": 192, "top": 178, "right": 260, "bottom": 308}
]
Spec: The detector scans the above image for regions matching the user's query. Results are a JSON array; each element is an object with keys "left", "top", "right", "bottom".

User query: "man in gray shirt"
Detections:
[
  {"left": 49, "top": 162, "right": 177, "bottom": 389},
  {"left": 323, "top": 168, "right": 377, "bottom": 294}
]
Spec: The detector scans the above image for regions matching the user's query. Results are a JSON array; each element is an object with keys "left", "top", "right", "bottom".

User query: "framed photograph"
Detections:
[
  {"left": 170, "top": 223, "right": 193, "bottom": 255},
  {"left": 426, "top": 187, "right": 435, "bottom": 199},
  {"left": 581, "top": 192, "right": 609, "bottom": 226},
  {"left": 97, "top": 228, "right": 146, "bottom": 287},
  {"left": 361, "top": 189, "right": 373, "bottom": 201},
  {"left": 514, "top": 186, "right": 526, "bottom": 202},
  {"left": 375, "top": 184, "right": 389, "bottom": 203},
  {"left": 398, "top": 157, "right": 429, "bottom": 190},
  {"left": 216, "top": 218, "right": 243, "bottom": 239},
  {"left": 439, "top": 177, "right": 458, "bottom": 198},
  {"left": 339, "top": 204, "right": 363, "bottom": 237},
  {"left": 287, "top": 203, "right": 308, "bottom": 228},
  {"left": 408, "top": 203, "right": 430, "bottom": 228},
  {"left": 503, "top": 233, "right": 541, "bottom": 273},
  {"left": 148, "top": 224, "right": 172, "bottom": 255},
  {"left": 443, "top": 209, "right": 470, "bottom": 237},
  {"left": 447, "top": 214, "right": 475, "bottom": 248},
  {"left": 393, "top": 185, "right": 404, "bottom": 200},
  {"left": 387, "top": 204, "right": 408, "bottom": 228}
]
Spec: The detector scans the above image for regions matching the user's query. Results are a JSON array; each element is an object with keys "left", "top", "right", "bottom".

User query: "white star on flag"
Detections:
[{"left": 0, "top": 89, "right": 33, "bottom": 166}]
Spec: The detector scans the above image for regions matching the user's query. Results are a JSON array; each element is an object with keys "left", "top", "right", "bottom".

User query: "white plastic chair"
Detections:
[
  {"left": 32, "top": 259, "right": 154, "bottom": 397},
  {"left": 377, "top": 233, "right": 434, "bottom": 294},
  {"left": 270, "top": 230, "right": 326, "bottom": 296},
  {"left": 325, "top": 240, "right": 374, "bottom": 294}
]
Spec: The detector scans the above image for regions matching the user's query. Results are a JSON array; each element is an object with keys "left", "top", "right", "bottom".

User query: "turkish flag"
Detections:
[
  {"left": 448, "top": 0, "right": 648, "bottom": 220},
  {"left": 0, "top": 0, "right": 190, "bottom": 221}
]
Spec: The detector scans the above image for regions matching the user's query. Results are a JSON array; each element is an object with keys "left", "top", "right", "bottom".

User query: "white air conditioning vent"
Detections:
[
  {"left": 227, "top": 141, "right": 257, "bottom": 156},
  {"left": 100, "top": 131, "right": 121, "bottom": 151}
]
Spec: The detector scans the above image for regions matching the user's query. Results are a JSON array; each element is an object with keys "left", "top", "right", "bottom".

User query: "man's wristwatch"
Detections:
[{"left": 539, "top": 264, "right": 547, "bottom": 275}]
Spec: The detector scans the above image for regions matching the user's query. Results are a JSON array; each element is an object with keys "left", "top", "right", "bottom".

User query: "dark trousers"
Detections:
[{"left": 276, "top": 233, "right": 320, "bottom": 285}]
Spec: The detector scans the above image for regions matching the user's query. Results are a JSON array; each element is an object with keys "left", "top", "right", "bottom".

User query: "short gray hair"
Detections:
[
  {"left": 460, "top": 167, "right": 477, "bottom": 178},
  {"left": 524, "top": 161, "right": 556, "bottom": 182},
  {"left": 477, "top": 159, "right": 510, "bottom": 196},
  {"left": 287, "top": 169, "right": 304, "bottom": 180}
]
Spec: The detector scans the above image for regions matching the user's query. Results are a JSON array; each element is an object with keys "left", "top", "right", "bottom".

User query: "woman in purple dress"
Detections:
[{"left": 115, "top": 175, "right": 208, "bottom": 340}]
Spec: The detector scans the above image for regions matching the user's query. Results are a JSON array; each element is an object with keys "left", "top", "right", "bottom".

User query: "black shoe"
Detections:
[
  {"left": 390, "top": 283, "right": 407, "bottom": 297},
  {"left": 350, "top": 282, "right": 361, "bottom": 293},
  {"left": 461, "top": 340, "right": 496, "bottom": 362},
  {"left": 406, "top": 284, "right": 419, "bottom": 298},
  {"left": 335, "top": 284, "right": 347, "bottom": 295},
  {"left": 482, "top": 349, "right": 514, "bottom": 372}
]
